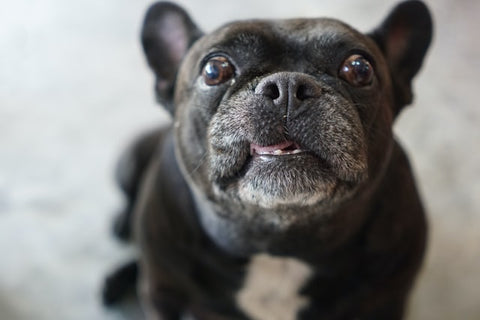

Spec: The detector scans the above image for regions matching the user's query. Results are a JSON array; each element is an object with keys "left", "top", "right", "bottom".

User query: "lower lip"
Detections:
[
  {"left": 255, "top": 149, "right": 306, "bottom": 156},
  {"left": 251, "top": 152, "right": 309, "bottom": 164}
]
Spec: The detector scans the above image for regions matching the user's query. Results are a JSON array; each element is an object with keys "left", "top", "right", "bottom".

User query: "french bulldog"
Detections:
[{"left": 103, "top": 1, "right": 433, "bottom": 319}]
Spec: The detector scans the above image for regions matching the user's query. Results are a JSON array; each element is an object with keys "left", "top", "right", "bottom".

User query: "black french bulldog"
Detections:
[{"left": 103, "top": 1, "right": 433, "bottom": 319}]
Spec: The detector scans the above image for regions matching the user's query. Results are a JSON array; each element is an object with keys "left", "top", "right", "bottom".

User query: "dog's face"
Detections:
[
  {"left": 141, "top": 1, "right": 431, "bottom": 250},
  {"left": 176, "top": 19, "right": 383, "bottom": 210}
]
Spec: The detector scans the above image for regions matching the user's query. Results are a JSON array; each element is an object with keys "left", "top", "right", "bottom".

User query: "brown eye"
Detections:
[
  {"left": 339, "top": 54, "right": 374, "bottom": 87},
  {"left": 202, "top": 56, "right": 235, "bottom": 86}
]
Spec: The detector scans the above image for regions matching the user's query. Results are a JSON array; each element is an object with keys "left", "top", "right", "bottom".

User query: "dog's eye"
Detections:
[
  {"left": 339, "top": 54, "right": 374, "bottom": 87},
  {"left": 202, "top": 56, "right": 235, "bottom": 86}
]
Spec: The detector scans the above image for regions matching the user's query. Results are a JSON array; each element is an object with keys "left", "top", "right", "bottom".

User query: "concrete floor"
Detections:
[{"left": 0, "top": 0, "right": 479, "bottom": 319}]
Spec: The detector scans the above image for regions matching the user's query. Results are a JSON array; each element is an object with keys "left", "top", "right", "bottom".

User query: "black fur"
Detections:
[{"left": 103, "top": 1, "right": 432, "bottom": 319}]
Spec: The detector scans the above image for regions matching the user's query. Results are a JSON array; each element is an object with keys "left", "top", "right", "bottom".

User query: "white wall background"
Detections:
[{"left": 0, "top": 0, "right": 479, "bottom": 319}]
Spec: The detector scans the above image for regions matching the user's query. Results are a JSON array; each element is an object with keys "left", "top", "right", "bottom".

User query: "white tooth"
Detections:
[
  {"left": 292, "top": 149, "right": 303, "bottom": 154},
  {"left": 273, "top": 149, "right": 283, "bottom": 155}
]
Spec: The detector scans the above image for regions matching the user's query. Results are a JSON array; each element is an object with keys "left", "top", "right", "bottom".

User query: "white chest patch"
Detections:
[{"left": 235, "top": 253, "right": 314, "bottom": 320}]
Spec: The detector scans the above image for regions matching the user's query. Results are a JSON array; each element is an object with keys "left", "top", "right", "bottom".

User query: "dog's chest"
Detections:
[{"left": 235, "top": 254, "right": 314, "bottom": 320}]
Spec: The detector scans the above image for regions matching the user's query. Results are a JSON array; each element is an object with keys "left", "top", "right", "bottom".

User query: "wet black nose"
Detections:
[{"left": 255, "top": 72, "right": 322, "bottom": 110}]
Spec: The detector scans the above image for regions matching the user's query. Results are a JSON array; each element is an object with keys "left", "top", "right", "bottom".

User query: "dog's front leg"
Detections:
[{"left": 138, "top": 262, "right": 187, "bottom": 320}]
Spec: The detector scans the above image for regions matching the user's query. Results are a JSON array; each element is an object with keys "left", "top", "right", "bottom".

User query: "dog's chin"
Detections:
[
  {"left": 213, "top": 152, "right": 361, "bottom": 210},
  {"left": 238, "top": 155, "right": 335, "bottom": 209}
]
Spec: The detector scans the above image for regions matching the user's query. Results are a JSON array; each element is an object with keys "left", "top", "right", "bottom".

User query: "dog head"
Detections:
[{"left": 140, "top": 1, "right": 432, "bottom": 251}]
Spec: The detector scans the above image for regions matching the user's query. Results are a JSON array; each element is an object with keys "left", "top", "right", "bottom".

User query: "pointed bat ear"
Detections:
[
  {"left": 141, "top": 2, "right": 203, "bottom": 113},
  {"left": 369, "top": 0, "right": 433, "bottom": 116}
]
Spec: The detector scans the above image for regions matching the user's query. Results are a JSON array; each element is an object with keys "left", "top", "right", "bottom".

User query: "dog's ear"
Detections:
[
  {"left": 141, "top": 2, "right": 203, "bottom": 113},
  {"left": 369, "top": 0, "right": 433, "bottom": 116}
]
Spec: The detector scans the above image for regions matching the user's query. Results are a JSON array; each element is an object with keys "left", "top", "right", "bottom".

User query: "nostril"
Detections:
[
  {"left": 296, "top": 84, "right": 308, "bottom": 101},
  {"left": 296, "top": 83, "right": 320, "bottom": 101},
  {"left": 259, "top": 83, "right": 280, "bottom": 100}
]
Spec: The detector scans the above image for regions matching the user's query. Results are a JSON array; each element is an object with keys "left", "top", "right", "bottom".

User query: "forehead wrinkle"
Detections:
[
  {"left": 208, "top": 20, "right": 277, "bottom": 53},
  {"left": 229, "top": 19, "right": 367, "bottom": 57},
  {"left": 272, "top": 18, "right": 370, "bottom": 52}
]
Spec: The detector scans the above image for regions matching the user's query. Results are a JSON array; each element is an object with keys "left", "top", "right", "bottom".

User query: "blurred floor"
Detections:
[{"left": 0, "top": 0, "right": 479, "bottom": 319}]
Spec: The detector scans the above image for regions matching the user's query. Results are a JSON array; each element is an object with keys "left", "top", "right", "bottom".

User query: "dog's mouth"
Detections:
[
  {"left": 249, "top": 140, "right": 306, "bottom": 156},
  {"left": 206, "top": 135, "right": 366, "bottom": 209}
]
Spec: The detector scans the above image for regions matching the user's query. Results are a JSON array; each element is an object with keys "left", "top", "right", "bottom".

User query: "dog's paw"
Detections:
[{"left": 102, "top": 260, "right": 138, "bottom": 306}]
